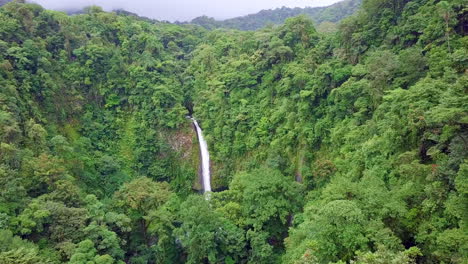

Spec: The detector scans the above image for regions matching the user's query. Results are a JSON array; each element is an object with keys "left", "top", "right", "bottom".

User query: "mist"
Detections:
[{"left": 29, "top": 0, "right": 342, "bottom": 22}]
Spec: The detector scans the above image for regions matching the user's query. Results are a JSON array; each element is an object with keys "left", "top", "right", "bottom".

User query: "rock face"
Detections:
[
  {"left": 166, "top": 126, "right": 194, "bottom": 160},
  {"left": 163, "top": 121, "right": 204, "bottom": 192}
]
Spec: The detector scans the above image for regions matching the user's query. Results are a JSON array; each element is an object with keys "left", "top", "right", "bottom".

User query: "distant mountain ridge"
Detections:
[
  {"left": 190, "top": 0, "right": 361, "bottom": 31},
  {"left": 0, "top": 0, "right": 13, "bottom": 6},
  {"left": 1, "top": 0, "right": 360, "bottom": 32}
]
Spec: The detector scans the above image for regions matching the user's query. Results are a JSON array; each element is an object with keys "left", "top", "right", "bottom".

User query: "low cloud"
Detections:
[{"left": 29, "top": 0, "right": 341, "bottom": 22}]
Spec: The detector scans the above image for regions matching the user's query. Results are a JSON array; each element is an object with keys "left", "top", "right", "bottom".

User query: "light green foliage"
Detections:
[
  {"left": 113, "top": 177, "right": 177, "bottom": 262},
  {"left": 227, "top": 168, "right": 303, "bottom": 230},
  {"left": 0, "top": 248, "right": 49, "bottom": 264},
  {"left": 352, "top": 245, "right": 421, "bottom": 264},
  {"left": 69, "top": 240, "right": 116, "bottom": 264},
  {"left": 0, "top": 230, "right": 51, "bottom": 263},
  {"left": 285, "top": 200, "right": 369, "bottom": 263},
  {"left": 212, "top": 168, "right": 303, "bottom": 263},
  {"left": 175, "top": 195, "right": 246, "bottom": 264},
  {"left": 0, "top": 0, "right": 466, "bottom": 263},
  {"left": 114, "top": 177, "right": 172, "bottom": 216}
]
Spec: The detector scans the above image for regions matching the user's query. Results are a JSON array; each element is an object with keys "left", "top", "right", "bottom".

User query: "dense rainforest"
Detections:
[
  {"left": 190, "top": 0, "right": 361, "bottom": 32},
  {"left": 0, "top": 0, "right": 467, "bottom": 263}
]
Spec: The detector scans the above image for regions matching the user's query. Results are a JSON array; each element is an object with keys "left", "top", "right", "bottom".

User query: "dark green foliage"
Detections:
[
  {"left": 211, "top": 168, "right": 303, "bottom": 263},
  {"left": 175, "top": 195, "right": 246, "bottom": 264},
  {"left": 186, "top": 0, "right": 467, "bottom": 262},
  {"left": 0, "top": 229, "right": 51, "bottom": 263},
  {"left": 0, "top": 0, "right": 466, "bottom": 263}
]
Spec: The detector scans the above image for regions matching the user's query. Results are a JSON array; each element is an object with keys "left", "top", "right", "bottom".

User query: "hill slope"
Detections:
[
  {"left": 190, "top": 0, "right": 361, "bottom": 30},
  {"left": 0, "top": 0, "right": 466, "bottom": 263}
]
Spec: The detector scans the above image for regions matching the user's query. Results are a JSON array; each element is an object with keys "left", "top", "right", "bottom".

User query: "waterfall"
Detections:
[{"left": 191, "top": 118, "right": 211, "bottom": 193}]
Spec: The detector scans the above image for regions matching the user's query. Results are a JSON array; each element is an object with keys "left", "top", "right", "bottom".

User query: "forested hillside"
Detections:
[
  {"left": 0, "top": 0, "right": 467, "bottom": 263},
  {"left": 190, "top": 0, "right": 361, "bottom": 31}
]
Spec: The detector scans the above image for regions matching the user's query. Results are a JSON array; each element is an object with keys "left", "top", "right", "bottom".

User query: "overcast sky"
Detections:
[{"left": 29, "top": 0, "right": 342, "bottom": 22}]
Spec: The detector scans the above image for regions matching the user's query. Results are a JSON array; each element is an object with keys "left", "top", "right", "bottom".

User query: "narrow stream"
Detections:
[{"left": 191, "top": 118, "right": 211, "bottom": 193}]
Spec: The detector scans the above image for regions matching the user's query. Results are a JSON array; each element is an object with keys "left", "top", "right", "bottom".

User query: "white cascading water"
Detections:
[{"left": 191, "top": 118, "right": 212, "bottom": 193}]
